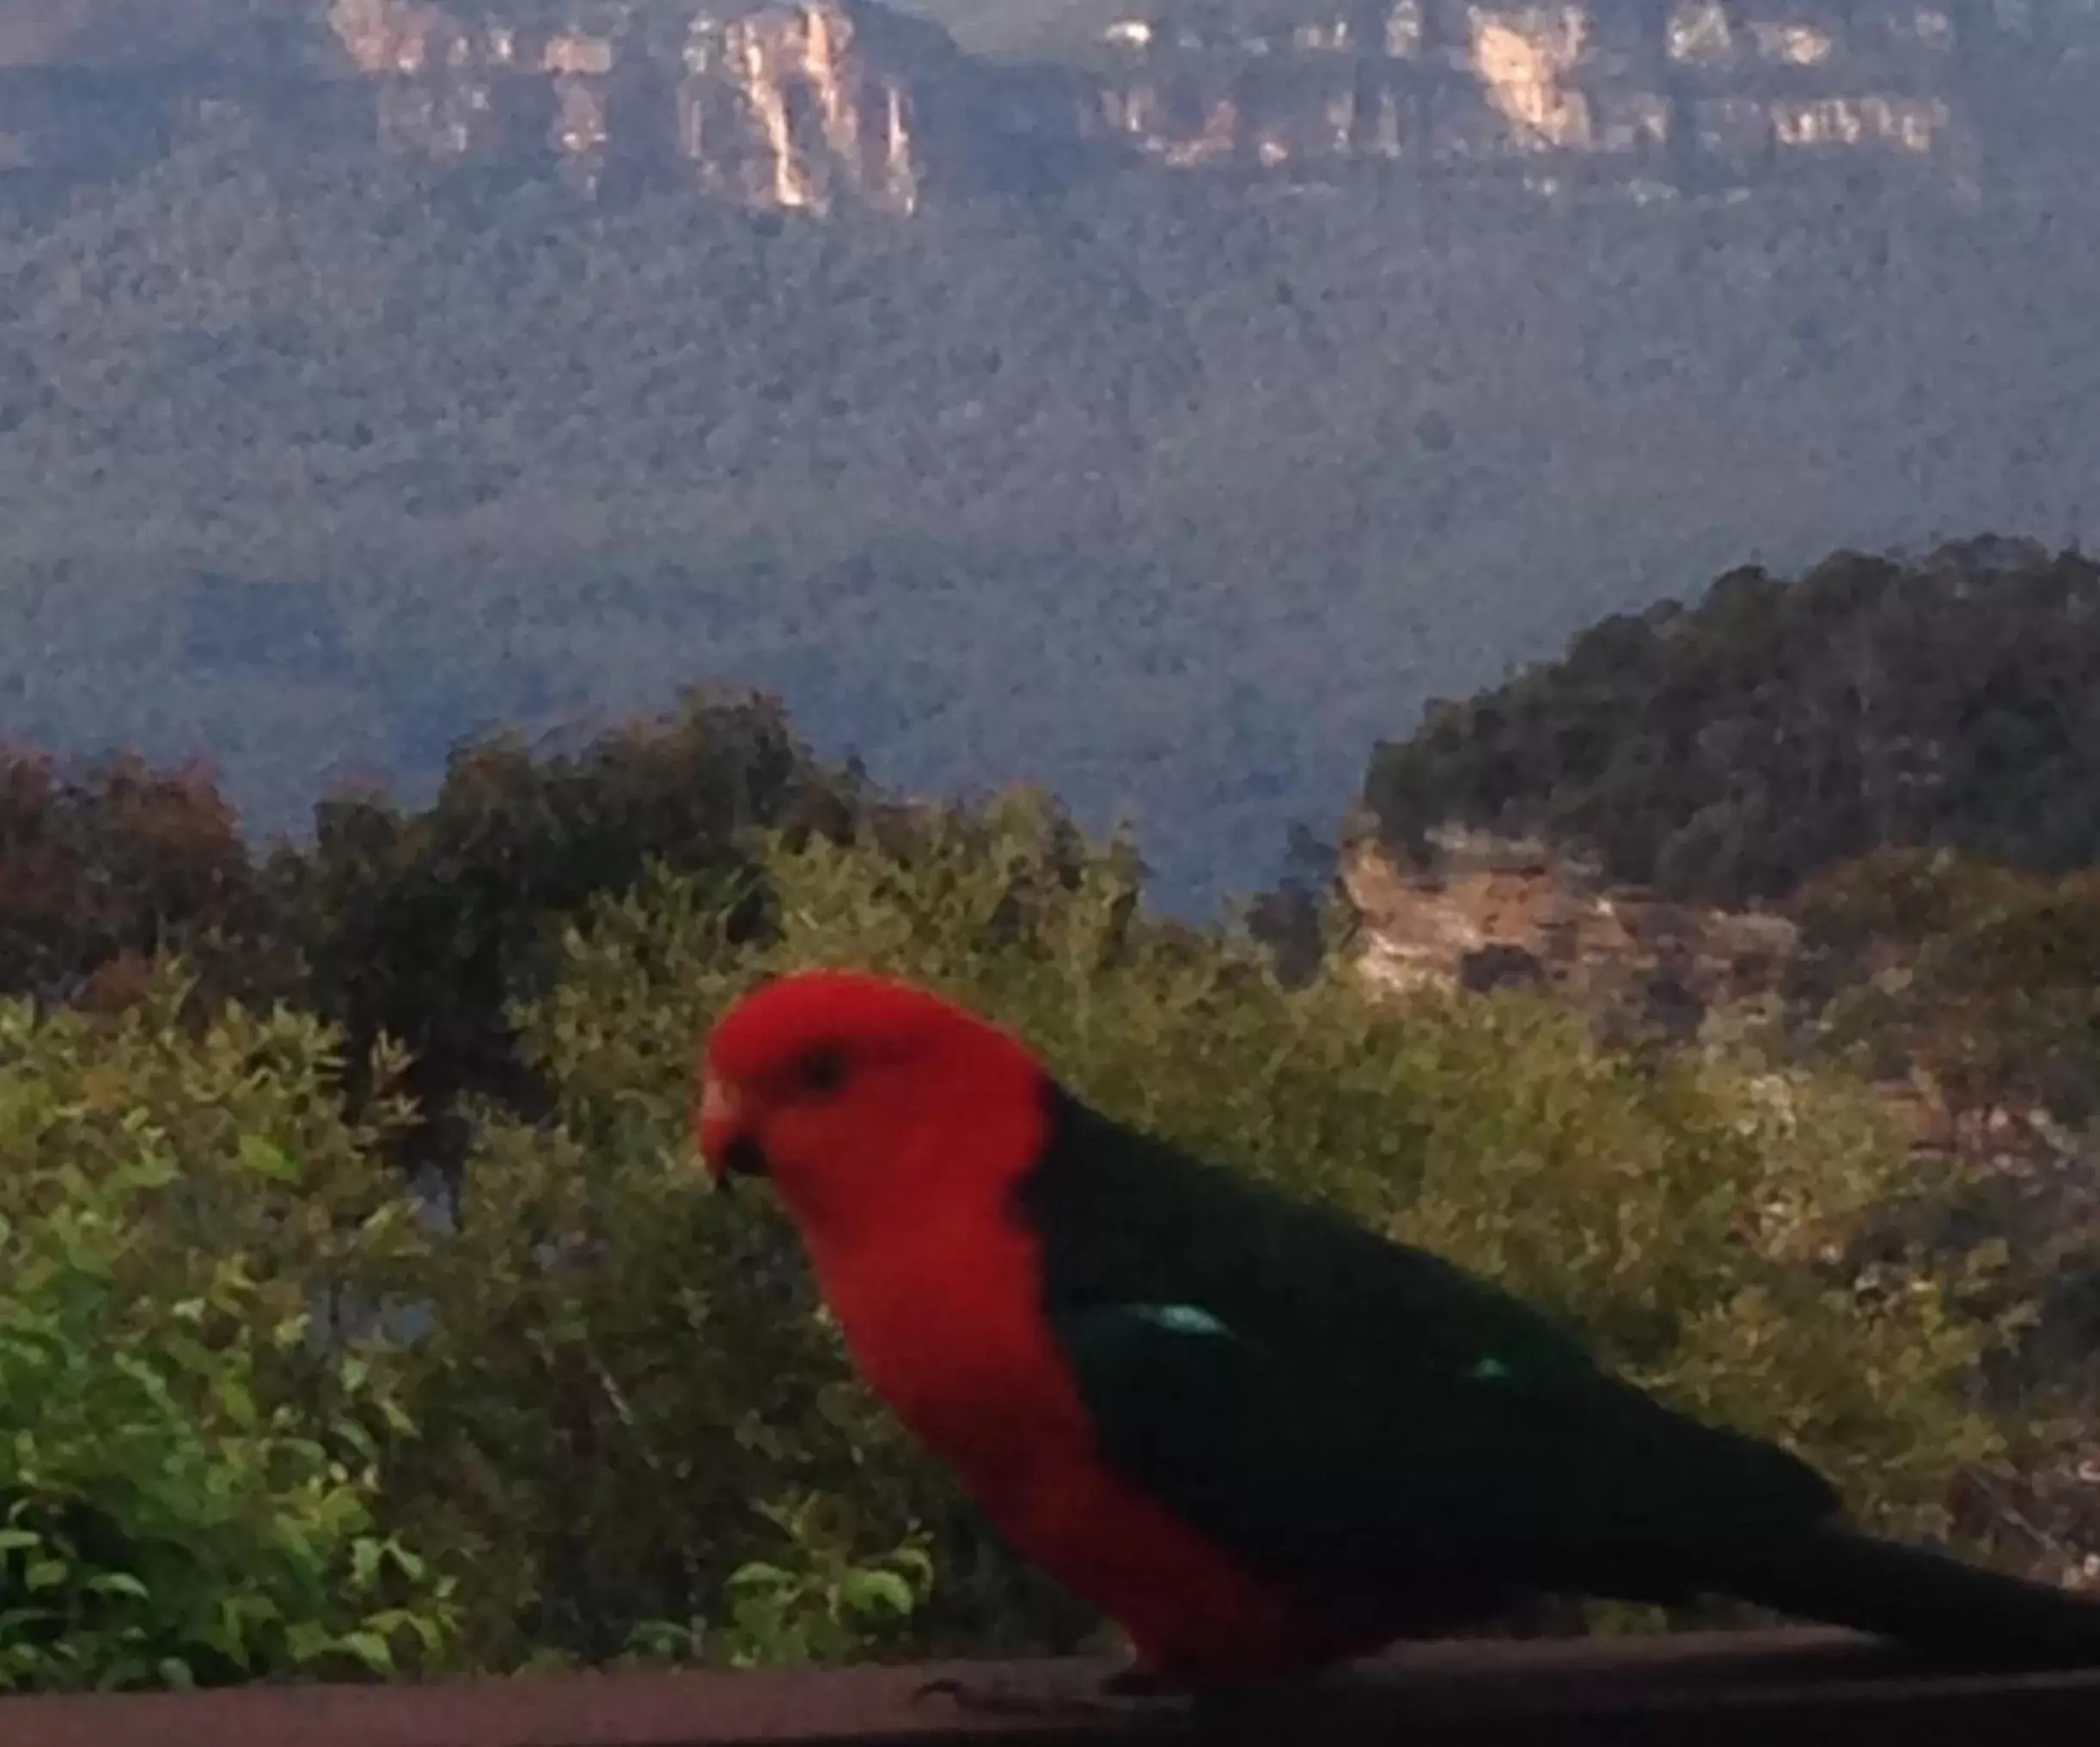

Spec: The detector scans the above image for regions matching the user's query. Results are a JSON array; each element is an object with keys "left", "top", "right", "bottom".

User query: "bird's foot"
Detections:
[
  {"left": 1101, "top": 1665, "right": 1183, "bottom": 1698},
  {"left": 912, "top": 1668, "right": 1194, "bottom": 1723}
]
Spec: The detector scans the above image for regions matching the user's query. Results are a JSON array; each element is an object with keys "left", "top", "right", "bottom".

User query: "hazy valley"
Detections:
[{"left": 3, "top": 0, "right": 2100, "bottom": 906}]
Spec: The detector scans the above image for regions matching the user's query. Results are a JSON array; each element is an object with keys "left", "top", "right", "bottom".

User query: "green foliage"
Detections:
[
  {"left": 696, "top": 1496, "right": 936, "bottom": 1670},
  {"left": 0, "top": 746, "right": 286, "bottom": 1015},
  {"left": 1783, "top": 847, "right": 2100, "bottom": 1432},
  {"left": 384, "top": 789, "right": 2026, "bottom": 1667},
  {"left": 279, "top": 689, "right": 855, "bottom": 1174},
  {"left": 1799, "top": 847, "right": 2100, "bottom": 1122},
  {"left": 0, "top": 969, "right": 456, "bottom": 1691},
  {"left": 0, "top": 730, "right": 2065, "bottom": 1682},
  {"left": 0, "top": 698, "right": 858, "bottom": 1186},
  {"left": 1364, "top": 541, "right": 2100, "bottom": 906}
]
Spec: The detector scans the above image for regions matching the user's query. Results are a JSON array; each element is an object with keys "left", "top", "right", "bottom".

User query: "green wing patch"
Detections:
[{"left": 1051, "top": 1300, "right": 1837, "bottom": 1606}]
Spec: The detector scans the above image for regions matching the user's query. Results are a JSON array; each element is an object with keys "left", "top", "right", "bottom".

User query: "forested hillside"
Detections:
[
  {"left": 6, "top": 136, "right": 2100, "bottom": 905},
  {"left": 1362, "top": 539, "right": 2100, "bottom": 905}
]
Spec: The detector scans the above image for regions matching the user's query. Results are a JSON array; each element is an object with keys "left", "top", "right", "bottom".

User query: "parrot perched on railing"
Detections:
[{"left": 693, "top": 968, "right": 2100, "bottom": 1710}]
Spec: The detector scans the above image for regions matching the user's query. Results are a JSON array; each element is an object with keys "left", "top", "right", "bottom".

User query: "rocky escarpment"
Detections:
[
  {"left": 1089, "top": 0, "right": 1982, "bottom": 189},
  {"left": 3, "top": 0, "right": 2093, "bottom": 211},
  {"left": 324, "top": 0, "right": 976, "bottom": 209},
  {"left": 1340, "top": 823, "right": 1801, "bottom": 1035},
  {"left": 319, "top": 0, "right": 2100, "bottom": 206},
  {"left": 316, "top": 0, "right": 2018, "bottom": 205},
  {"left": 0, "top": 0, "right": 1089, "bottom": 211}
]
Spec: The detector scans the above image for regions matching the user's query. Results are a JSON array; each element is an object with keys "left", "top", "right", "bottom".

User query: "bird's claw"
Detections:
[
  {"left": 1098, "top": 1665, "right": 1182, "bottom": 1698},
  {"left": 912, "top": 1671, "right": 1193, "bottom": 1722}
]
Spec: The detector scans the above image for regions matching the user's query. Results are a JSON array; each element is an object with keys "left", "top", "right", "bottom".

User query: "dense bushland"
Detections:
[{"left": 0, "top": 784, "right": 2048, "bottom": 1687}]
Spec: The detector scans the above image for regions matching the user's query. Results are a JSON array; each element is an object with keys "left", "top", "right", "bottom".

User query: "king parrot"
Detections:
[{"left": 693, "top": 968, "right": 2100, "bottom": 1696}]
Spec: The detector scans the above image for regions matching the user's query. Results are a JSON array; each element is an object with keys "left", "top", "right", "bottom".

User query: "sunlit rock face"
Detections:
[
  {"left": 310, "top": 0, "right": 2091, "bottom": 211},
  {"left": 1340, "top": 828, "right": 1804, "bottom": 1020},
  {"left": 2, "top": 0, "right": 2097, "bottom": 211},
  {"left": 325, "top": 0, "right": 966, "bottom": 210},
  {"left": 1087, "top": 0, "right": 1993, "bottom": 189}
]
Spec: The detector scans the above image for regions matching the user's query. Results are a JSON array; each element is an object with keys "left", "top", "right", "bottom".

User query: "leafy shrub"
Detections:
[
  {"left": 1788, "top": 846, "right": 2100, "bottom": 1438},
  {"left": 0, "top": 969, "right": 456, "bottom": 1691},
  {"left": 0, "top": 694, "right": 863, "bottom": 1188},
  {"left": 1798, "top": 847, "right": 2100, "bottom": 1122},
  {"left": 0, "top": 761, "right": 2048, "bottom": 1678},
  {"left": 620, "top": 1496, "right": 937, "bottom": 1671},
  {"left": 262, "top": 688, "right": 860, "bottom": 1182},
  {"left": 387, "top": 789, "right": 2029, "bottom": 1665}
]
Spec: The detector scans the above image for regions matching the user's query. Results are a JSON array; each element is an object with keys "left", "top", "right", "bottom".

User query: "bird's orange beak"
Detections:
[{"left": 695, "top": 1070, "right": 758, "bottom": 1183}]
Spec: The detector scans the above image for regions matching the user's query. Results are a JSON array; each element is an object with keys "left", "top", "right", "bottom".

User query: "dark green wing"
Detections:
[
  {"left": 1050, "top": 1299, "right": 1835, "bottom": 1604},
  {"left": 1020, "top": 1088, "right": 1615, "bottom": 1390},
  {"left": 1018, "top": 1087, "right": 1839, "bottom": 1603}
]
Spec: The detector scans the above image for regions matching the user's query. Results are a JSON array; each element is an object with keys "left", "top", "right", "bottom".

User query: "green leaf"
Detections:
[
  {"left": 285, "top": 1622, "right": 337, "bottom": 1665},
  {"left": 213, "top": 1377, "right": 259, "bottom": 1431},
  {"left": 838, "top": 1569, "right": 915, "bottom": 1620},
  {"left": 237, "top": 1136, "right": 302, "bottom": 1185},
  {"left": 339, "top": 1631, "right": 396, "bottom": 1675}
]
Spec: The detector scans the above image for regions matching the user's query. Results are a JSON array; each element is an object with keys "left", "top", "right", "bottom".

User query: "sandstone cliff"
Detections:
[
  {"left": 1089, "top": 0, "right": 1980, "bottom": 186},
  {"left": 1340, "top": 823, "right": 1800, "bottom": 1035},
  {"left": 4, "top": 0, "right": 2092, "bottom": 212},
  {"left": 312, "top": 0, "right": 2082, "bottom": 209},
  {"left": 324, "top": 0, "right": 948, "bottom": 208}
]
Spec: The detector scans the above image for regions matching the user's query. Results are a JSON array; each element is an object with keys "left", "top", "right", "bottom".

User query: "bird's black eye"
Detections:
[{"left": 798, "top": 1047, "right": 849, "bottom": 1099}]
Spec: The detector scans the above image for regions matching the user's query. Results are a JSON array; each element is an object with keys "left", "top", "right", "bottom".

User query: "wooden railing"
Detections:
[{"left": 6, "top": 1628, "right": 2100, "bottom": 1747}]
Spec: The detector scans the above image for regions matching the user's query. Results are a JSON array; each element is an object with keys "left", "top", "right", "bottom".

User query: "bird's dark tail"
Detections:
[{"left": 1723, "top": 1523, "right": 2100, "bottom": 1671}]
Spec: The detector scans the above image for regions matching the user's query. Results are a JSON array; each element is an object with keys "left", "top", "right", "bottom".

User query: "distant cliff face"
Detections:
[
  {"left": 311, "top": 0, "right": 2073, "bottom": 209},
  {"left": 1090, "top": 0, "right": 1984, "bottom": 189},
  {"left": 2, "top": 0, "right": 2094, "bottom": 211},
  {"left": 325, "top": 0, "right": 940, "bottom": 210},
  {"left": 1340, "top": 826, "right": 1801, "bottom": 1031}
]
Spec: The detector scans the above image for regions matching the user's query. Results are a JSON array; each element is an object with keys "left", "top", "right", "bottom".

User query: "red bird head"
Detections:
[{"left": 694, "top": 969, "right": 1047, "bottom": 1243}]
